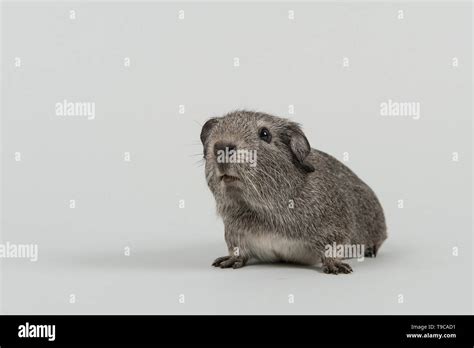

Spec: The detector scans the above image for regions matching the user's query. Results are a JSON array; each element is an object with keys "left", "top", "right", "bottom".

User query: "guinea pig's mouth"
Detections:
[{"left": 219, "top": 174, "right": 240, "bottom": 184}]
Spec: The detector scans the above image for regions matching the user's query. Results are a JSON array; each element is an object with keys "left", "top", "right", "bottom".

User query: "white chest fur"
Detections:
[{"left": 242, "top": 233, "right": 319, "bottom": 265}]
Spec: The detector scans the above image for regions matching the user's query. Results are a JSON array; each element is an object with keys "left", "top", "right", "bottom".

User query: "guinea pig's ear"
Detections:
[
  {"left": 284, "top": 124, "right": 315, "bottom": 173},
  {"left": 200, "top": 118, "right": 219, "bottom": 145}
]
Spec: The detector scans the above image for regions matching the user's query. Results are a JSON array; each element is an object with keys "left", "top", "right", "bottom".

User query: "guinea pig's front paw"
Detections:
[
  {"left": 322, "top": 259, "right": 353, "bottom": 275},
  {"left": 212, "top": 255, "right": 247, "bottom": 269}
]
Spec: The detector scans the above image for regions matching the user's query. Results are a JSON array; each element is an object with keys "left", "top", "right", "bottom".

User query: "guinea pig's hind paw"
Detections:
[
  {"left": 364, "top": 245, "right": 378, "bottom": 258},
  {"left": 322, "top": 260, "right": 353, "bottom": 275}
]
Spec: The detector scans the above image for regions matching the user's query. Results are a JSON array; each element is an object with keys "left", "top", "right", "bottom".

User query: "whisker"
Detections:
[
  {"left": 189, "top": 153, "right": 204, "bottom": 157},
  {"left": 193, "top": 158, "right": 205, "bottom": 166}
]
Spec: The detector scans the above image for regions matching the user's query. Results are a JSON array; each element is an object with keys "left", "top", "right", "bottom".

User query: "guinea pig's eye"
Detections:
[{"left": 258, "top": 127, "right": 272, "bottom": 143}]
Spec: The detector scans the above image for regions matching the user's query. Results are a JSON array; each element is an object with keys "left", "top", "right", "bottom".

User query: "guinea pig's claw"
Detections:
[
  {"left": 212, "top": 255, "right": 231, "bottom": 267},
  {"left": 212, "top": 256, "right": 247, "bottom": 269},
  {"left": 322, "top": 260, "right": 353, "bottom": 275}
]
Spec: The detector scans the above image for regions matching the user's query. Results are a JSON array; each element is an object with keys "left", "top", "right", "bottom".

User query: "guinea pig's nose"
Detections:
[{"left": 214, "top": 142, "right": 237, "bottom": 156}]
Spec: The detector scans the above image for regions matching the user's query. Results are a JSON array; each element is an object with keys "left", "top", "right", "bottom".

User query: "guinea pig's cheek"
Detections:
[{"left": 222, "top": 183, "right": 243, "bottom": 198}]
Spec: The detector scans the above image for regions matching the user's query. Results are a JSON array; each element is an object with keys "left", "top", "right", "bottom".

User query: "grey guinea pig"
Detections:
[{"left": 200, "top": 110, "right": 387, "bottom": 274}]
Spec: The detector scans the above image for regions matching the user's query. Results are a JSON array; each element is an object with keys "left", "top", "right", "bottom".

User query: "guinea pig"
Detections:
[{"left": 200, "top": 110, "right": 387, "bottom": 274}]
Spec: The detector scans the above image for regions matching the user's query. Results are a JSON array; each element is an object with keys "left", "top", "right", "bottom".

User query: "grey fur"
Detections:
[{"left": 201, "top": 110, "right": 387, "bottom": 274}]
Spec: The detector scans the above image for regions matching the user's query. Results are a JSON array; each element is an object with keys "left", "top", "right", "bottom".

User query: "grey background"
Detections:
[{"left": 1, "top": 1, "right": 472, "bottom": 314}]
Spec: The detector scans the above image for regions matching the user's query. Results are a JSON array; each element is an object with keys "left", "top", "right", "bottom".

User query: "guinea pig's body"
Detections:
[{"left": 201, "top": 110, "right": 387, "bottom": 274}]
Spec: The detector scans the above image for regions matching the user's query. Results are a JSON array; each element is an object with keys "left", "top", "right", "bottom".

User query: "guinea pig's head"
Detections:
[{"left": 201, "top": 110, "right": 315, "bottom": 211}]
